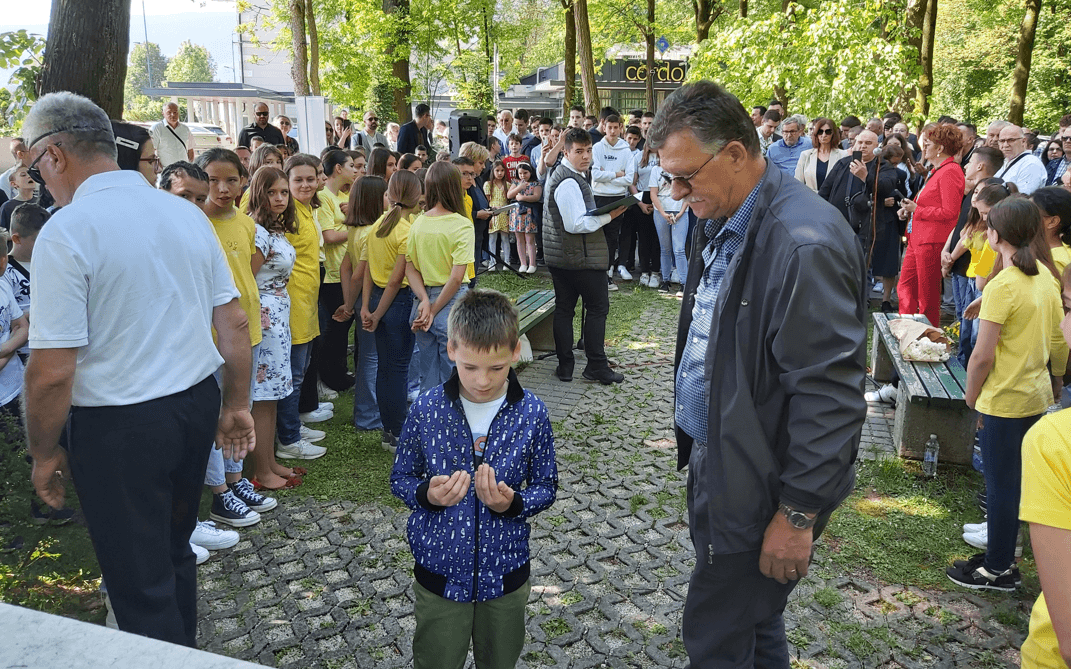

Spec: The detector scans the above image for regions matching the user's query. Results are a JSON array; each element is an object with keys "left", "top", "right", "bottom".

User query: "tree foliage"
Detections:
[
  {"left": 0, "top": 29, "right": 46, "bottom": 132},
  {"left": 165, "top": 41, "right": 216, "bottom": 83}
]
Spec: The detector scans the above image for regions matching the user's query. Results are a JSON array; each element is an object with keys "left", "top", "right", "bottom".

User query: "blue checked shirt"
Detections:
[
  {"left": 1052, "top": 157, "right": 1068, "bottom": 186},
  {"left": 675, "top": 179, "right": 764, "bottom": 443}
]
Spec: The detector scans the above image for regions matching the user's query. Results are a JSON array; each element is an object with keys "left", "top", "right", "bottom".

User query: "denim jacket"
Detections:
[{"left": 390, "top": 369, "right": 557, "bottom": 602}]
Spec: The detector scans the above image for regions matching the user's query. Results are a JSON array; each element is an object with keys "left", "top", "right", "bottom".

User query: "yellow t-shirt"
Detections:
[
  {"left": 1051, "top": 244, "right": 1071, "bottom": 277},
  {"left": 209, "top": 210, "right": 262, "bottom": 347},
  {"left": 346, "top": 224, "right": 373, "bottom": 271},
  {"left": 965, "top": 231, "right": 997, "bottom": 279},
  {"left": 285, "top": 201, "right": 322, "bottom": 345},
  {"left": 318, "top": 189, "right": 348, "bottom": 284},
  {"left": 361, "top": 212, "right": 414, "bottom": 289},
  {"left": 407, "top": 212, "right": 476, "bottom": 286},
  {"left": 976, "top": 263, "right": 1066, "bottom": 418},
  {"left": 1020, "top": 409, "right": 1071, "bottom": 669},
  {"left": 463, "top": 193, "right": 473, "bottom": 221}
]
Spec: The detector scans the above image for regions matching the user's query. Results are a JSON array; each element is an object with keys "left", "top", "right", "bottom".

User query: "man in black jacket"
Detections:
[
  {"left": 397, "top": 104, "right": 433, "bottom": 155},
  {"left": 647, "top": 81, "right": 866, "bottom": 668}
]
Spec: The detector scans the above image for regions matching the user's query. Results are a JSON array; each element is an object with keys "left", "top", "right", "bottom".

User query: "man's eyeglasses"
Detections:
[
  {"left": 367, "top": 117, "right": 378, "bottom": 123},
  {"left": 1061, "top": 135, "right": 1071, "bottom": 143},
  {"left": 27, "top": 141, "right": 61, "bottom": 186},
  {"left": 660, "top": 152, "right": 717, "bottom": 192},
  {"left": 817, "top": 128, "right": 833, "bottom": 136},
  {"left": 997, "top": 137, "right": 1022, "bottom": 144}
]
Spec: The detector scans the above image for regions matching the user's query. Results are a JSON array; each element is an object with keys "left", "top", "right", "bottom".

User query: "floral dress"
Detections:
[
  {"left": 253, "top": 225, "right": 297, "bottom": 401},
  {"left": 484, "top": 181, "right": 510, "bottom": 233},
  {"left": 509, "top": 182, "right": 538, "bottom": 233}
]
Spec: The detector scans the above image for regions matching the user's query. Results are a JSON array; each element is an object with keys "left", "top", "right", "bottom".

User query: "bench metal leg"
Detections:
[
  {"left": 526, "top": 317, "right": 555, "bottom": 353},
  {"left": 871, "top": 329, "right": 895, "bottom": 382},
  {"left": 892, "top": 388, "right": 975, "bottom": 466}
]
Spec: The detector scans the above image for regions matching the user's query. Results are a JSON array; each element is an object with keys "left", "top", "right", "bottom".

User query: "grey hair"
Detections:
[
  {"left": 988, "top": 120, "right": 1011, "bottom": 132},
  {"left": 647, "top": 80, "right": 761, "bottom": 158},
  {"left": 782, "top": 114, "right": 807, "bottom": 131},
  {"left": 447, "top": 289, "right": 519, "bottom": 353},
  {"left": 22, "top": 92, "right": 117, "bottom": 161}
]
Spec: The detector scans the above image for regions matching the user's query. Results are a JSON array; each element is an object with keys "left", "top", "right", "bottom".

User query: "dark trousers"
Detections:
[
  {"left": 318, "top": 281, "right": 354, "bottom": 390},
  {"left": 618, "top": 208, "right": 638, "bottom": 270},
  {"left": 370, "top": 285, "right": 414, "bottom": 437},
  {"left": 67, "top": 375, "right": 219, "bottom": 647},
  {"left": 548, "top": 267, "right": 610, "bottom": 373},
  {"left": 634, "top": 208, "right": 659, "bottom": 273},
  {"left": 473, "top": 220, "right": 488, "bottom": 268},
  {"left": 980, "top": 412, "right": 1041, "bottom": 574},
  {"left": 595, "top": 195, "right": 625, "bottom": 269},
  {"left": 298, "top": 265, "right": 327, "bottom": 413},
  {"left": 684, "top": 441, "right": 830, "bottom": 668}
]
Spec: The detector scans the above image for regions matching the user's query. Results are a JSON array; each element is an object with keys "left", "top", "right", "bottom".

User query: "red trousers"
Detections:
[{"left": 897, "top": 241, "right": 943, "bottom": 326}]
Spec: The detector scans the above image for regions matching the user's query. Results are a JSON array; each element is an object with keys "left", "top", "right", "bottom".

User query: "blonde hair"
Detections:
[
  {"left": 459, "top": 141, "right": 490, "bottom": 164},
  {"left": 378, "top": 170, "right": 422, "bottom": 238}
]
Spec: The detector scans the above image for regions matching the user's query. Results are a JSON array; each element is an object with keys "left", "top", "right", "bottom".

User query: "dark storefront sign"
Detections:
[{"left": 598, "top": 60, "right": 689, "bottom": 86}]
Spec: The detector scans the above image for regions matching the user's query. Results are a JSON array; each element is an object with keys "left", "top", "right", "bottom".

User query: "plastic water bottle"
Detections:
[{"left": 923, "top": 434, "right": 939, "bottom": 477}]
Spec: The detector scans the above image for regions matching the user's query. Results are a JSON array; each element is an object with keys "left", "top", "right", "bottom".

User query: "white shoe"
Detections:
[
  {"left": 640, "top": 273, "right": 650, "bottom": 286},
  {"left": 648, "top": 273, "right": 662, "bottom": 288},
  {"left": 301, "top": 425, "right": 326, "bottom": 442},
  {"left": 618, "top": 265, "right": 633, "bottom": 280},
  {"left": 962, "top": 526, "right": 1023, "bottom": 557},
  {"left": 317, "top": 381, "right": 339, "bottom": 401},
  {"left": 276, "top": 439, "right": 327, "bottom": 460},
  {"left": 318, "top": 401, "right": 333, "bottom": 412},
  {"left": 518, "top": 264, "right": 529, "bottom": 273},
  {"left": 526, "top": 264, "right": 537, "bottom": 274},
  {"left": 607, "top": 276, "right": 619, "bottom": 292},
  {"left": 670, "top": 268, "right": 680, "bottom": 284},
  {"left": 864, "top": 384, "right": 897, "bottom": 404},
  {"left": 963, "top": 522, "right": 986, "bottom": 534},
  {"left": 190, "top": 541, "right": 210, "bottom": 565},
  {"left": 607, "top": 268, "right": 614, "bottom": 278},
  {"left": 299, "top": 407, "right": 333, "bottom": 423},
  {"left": 191, "top": 520, "right": 239, "bottom": 550}
]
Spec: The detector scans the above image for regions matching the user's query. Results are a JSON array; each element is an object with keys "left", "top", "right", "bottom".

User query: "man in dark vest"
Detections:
[{"left": 542, "top": 128, "right": 628, "bottom": 385}]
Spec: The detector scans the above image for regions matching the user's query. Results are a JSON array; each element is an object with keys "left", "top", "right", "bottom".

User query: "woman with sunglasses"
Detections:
[
  {"left": 794, "top": 118, "right": 847, "bottom": 192},
  {"left": 111, "top": 120, "right": 160, "bottom": 186}
]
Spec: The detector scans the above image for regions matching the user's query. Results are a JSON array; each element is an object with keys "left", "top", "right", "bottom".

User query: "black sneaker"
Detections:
[
  {"left": 946, "top": 561, "right": 1018, "bottom": 591},
  {"left": 582, "top": 367, "right": 625, "bottom": 385},
  {"left": 555, "top": 365, "right": 573, "bottom": 382},
  {"left": 607, "top": 277, "right": 619, "bottom": 292},
  {"left": 228, "top": 478, "right": 278, "bottom": 512},
  {"left": 210, "top": 490, "right": 261, "bottom": 527},
  {"left": 951, "top": 553, "right": 1021, "bottom": 585},
  {"left": 657, "top": 281, "right": 672, "bottom": 293},
  {"left": 30, "top": 499, "right": 75, "bottom": 526}
]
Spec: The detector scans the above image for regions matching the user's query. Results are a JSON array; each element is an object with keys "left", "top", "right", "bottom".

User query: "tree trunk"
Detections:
[
  {"left": 38, "top": 0, "right": 132, "bottom": 118},
  {"left": 740, "top": 0, "right": 748, "bottom": 17},
  {"left": 914, "top": 0, "right": 937, "bottom": 119},
  {"left": 573, "top": 0, "right": 600, "bottom": 114},
  {"left": 693, "top": 0, "right": 715, "bottom": 41},
  {"left": 289, "top": 0, "right": 309, "bottom": 96},
  {"left": 305, "top": 0, "right": 321, "bottom": 95},
  {"left": 384, "top": 0, "right": 412, "bottom": 122},
  {"left": 1008, "top": 0, "right": 1042, "bottom": 124},
  {"left": 562, "top": 0, "right": 576, "bottom": 119},
  {"left": 645, "top": 0, "right": 655, "bottom": 112}
]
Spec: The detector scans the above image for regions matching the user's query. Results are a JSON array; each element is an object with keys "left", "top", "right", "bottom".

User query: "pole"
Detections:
[{"left": 142, "top": 0, "right": 152, "bottom": 85}]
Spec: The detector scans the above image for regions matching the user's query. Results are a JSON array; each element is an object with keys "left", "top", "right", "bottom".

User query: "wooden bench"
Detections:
[
  {"left": 516, "top": 289, "right": 555, "bottom": 352},
  {"left": 871, "top": 312, "right": 974, "bottom": 465}
]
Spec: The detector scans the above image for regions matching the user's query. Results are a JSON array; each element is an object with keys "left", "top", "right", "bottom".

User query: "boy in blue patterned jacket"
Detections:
[{"left": 391, "top": 289, "right": 558, "bottom": 669}]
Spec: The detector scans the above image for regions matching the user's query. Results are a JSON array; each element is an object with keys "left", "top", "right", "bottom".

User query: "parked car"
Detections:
[{"left": 191, "top": 123, "right": 235, "bottom": 151}]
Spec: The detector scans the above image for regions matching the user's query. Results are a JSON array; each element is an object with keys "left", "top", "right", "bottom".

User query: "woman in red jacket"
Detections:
[{"left": 897, "top": 123, "right": 966, "bottom": 327}]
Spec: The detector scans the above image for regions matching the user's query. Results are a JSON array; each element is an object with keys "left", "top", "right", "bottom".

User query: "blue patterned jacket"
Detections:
[{"left": 390, "top": 369, "right": 557, "bottom": 603}]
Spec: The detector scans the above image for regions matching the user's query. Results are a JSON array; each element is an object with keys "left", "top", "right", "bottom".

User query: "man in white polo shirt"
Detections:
[
  {"left": 23, "top": 92, "right": 254, "bottom": 648},
  {"left": 150, "top": 102, "right": 195, "bottom": 168}
]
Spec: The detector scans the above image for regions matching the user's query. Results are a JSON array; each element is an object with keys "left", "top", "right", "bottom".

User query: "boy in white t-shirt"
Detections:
[
  {"left": 4, "top": 203, "right": 47, "bottom": 364},
  {"left": 0, "top": 229, "right": 27, "bottom": 413}
]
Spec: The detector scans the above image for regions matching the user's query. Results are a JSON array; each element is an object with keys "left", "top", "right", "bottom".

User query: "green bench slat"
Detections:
[
  {"left": 873, "top": 313, "right": 930, "bottom": 402},
  {"left": 912, "top": 360, "right": 952, "bottom": 405},
  {"left": 932, "top": 361, "right": 967, "bottom": 400},
  {"left": 516, "top": 290, "right": 554, "bottom": 335}
]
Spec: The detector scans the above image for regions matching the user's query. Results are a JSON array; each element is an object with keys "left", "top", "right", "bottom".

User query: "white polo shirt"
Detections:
[
  {"left": 995, "top": 150, "right": 1048, "bottom": 195},
  {"left": 150, "top": 120, "right": 193, "bottom": 167},
  {"left": 30, "top": 170, "right": 239, "bottom": 407}
]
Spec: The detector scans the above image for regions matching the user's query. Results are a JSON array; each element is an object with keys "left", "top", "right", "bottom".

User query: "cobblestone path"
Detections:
[{"left": 195, "top": 303, "right": 1029, "bottom": 668}]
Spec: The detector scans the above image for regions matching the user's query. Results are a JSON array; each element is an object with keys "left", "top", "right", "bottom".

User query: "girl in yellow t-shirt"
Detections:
[
  {"left": 334, "top": 175, "right": 388, "bottom": 432},
  {"left": 318, "top": 149, "right": 358, "bottom": 392},
  {"left": 1018, "top": 264, "right": 1071, "bottom": 668},
  {"left": 406, "top": 162, "right": 477, "bottom": 393},
  {"left": 361, "top": 170, "right": 422, "bottom": 448},
  {"left": 950, "top": 197, "right": 1067, "bottom": 592},
  {"left": 1030, "top": 186, "right": 1071, "bottom": 276}
]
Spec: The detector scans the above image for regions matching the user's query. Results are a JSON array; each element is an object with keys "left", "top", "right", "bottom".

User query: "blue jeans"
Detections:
[
  {"left": 370, "top": 285, "right": 414, "bottom": 437},
  {"left": 352, "top": 325, "right": 382, "bottom": 431},
  {"left": 654, "top": 209, "right": 688, "bottom": 286},
  {"left": 276, "top": 341, "right": 312, "bottom": 445},
  {"left": 979, "top": 412, "right": 1041, "bottom": 574},
  {"left": 206, "top": 343, "right": 259, "bottom": 486},
  {"left": 952, "top": 274, "right": 980, "bottom": 368},
  {"left": 412, "top": 284, "right": 467, "bottom": 394}
]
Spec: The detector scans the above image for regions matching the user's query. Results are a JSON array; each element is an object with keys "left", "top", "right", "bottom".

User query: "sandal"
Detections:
[
  {"left": 291, "top": 467, "right": 308, "bottom": 476},
  {"left": 250, "top": 475, "right": 302, "bottom": 491}
]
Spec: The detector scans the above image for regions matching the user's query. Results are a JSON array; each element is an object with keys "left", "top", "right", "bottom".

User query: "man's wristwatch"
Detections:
[{"left": 778, "top": 503, "right": 817, "bottom": 530}]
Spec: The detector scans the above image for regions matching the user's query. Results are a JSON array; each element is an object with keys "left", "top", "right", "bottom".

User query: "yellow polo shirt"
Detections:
[
  {"left": 285, "top": 201, "right": 321, "bottom": 345},
  {"left": 208, "top": 209, "right": 262, "bottom": 347},
  {"left": 361, "top": 212, "right": 414, "bottom": 289}
]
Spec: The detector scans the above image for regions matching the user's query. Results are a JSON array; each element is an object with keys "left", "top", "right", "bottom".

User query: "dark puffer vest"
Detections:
[{"left": 541, "top": 163, "right": 609, "bottom": 271}]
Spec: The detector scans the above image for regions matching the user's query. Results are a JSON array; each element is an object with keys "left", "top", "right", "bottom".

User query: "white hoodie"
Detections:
[{"left": 590, "top": 136, "right": 636, "bottom": 197}]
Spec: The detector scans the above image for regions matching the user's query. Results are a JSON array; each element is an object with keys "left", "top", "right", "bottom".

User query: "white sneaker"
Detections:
[
  {"left": 618, "top": 265, "right": 633, "bottom": 281},
  {"left": 962, "top": 526, "right": 1023, "bottom": 557},
  {"left": 518, "top": 264, "right": 529, "bottom": 273},
  {"left": 299, "top": 407, "right": 333, "bottom": 423},
  {"left": 191, "top": 541, "right": 210, "bottom": 565},
  {"left": 640, "top": 273, "right": 650, "bottom": 286},
  {"left": 318, "top": 401, "right": 333, "bottom": 412},
  {"left": 301, "top": 425, "right": 326, "bottom": 442},
  {"left": 670, "top": 268, "right": 680, "bottom": 284},
  {"left": 317, "top": 381, "right": 339, "bottom": 401},
  {"left": 607, "top": 268, "right": 614, "bottom": 278},
  {"left": 526, "top": 265, "right": 537, "bottom": 274},
  {"left": 191, "top": 520, "right": 239, "bottom": 550},
  {"left": 648, "top": 273, "right": 662, "bottom": 288},
  {"left": 963, "top": 521, "right": 986, "bottom": 534},
  {"left": 864, "top": 384, "right": 897, "bottom": 404},
  {"left": 607, "top": 276, "right": 619, "bottom": 292},
  {"left": 276, "top": 438, "right": 327, "bottom": 460}
]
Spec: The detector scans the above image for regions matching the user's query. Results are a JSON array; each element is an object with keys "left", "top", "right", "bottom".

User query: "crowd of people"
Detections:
[{"left": 5, "top": 81, "right": 1071, "bottom": 669}]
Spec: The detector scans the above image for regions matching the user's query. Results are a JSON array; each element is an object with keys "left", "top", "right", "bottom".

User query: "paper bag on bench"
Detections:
[{"left": 888, "top": 318, "right": 952, "bottom": 362}]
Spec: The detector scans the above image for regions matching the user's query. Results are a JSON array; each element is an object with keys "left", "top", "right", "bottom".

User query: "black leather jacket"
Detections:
[{"left": 674, "top": 161, "right": 867, "bottom": 555}]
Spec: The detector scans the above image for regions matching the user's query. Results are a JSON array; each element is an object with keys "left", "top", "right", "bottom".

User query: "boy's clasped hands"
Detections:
[{"left": 427, "top": 463, "right": 515, "bottom": 512}]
